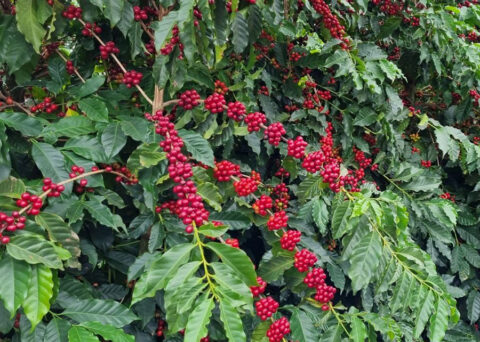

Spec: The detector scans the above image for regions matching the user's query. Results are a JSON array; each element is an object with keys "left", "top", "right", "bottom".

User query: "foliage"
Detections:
[{"left": 0, "top": 0, "right": 480, "bottom": 341}]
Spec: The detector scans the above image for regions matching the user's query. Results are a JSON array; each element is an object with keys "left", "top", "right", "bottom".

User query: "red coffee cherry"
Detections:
[
  {"left": 250, "top": 276, "right": 267, "bottom": 297},
  {"left": 225, "top": 238, "right": 239, "bottom": 248},
  {"left": 303, "top": 267, "right": 327, "bottom": 288},
  {"left": 244, "top": 112, "right": 267, "bottom": 132},
  {"left": 280, "top": 230, "right": 301, "bottom": 251},
  {"left": 255, "top": 296, "right": 279, "bottom": 320},
  {"left": 123, "top": 70, "right": 143, "bottom": 88},
  {"left": 233, "top": 177, "right": 258, "bottom": 196},
  {"left": 294, "top": 249, "right": 317, "bottom": 272},
  {"left": 213, "top": 160, "right": 240, "bottom": 182},
  {"left": 252, "top": 195, "right": 273, "bottom": 216},
  {"left": 266, "top": 210, "right": 288, "bottom": 231},
  {"left": 133, "top": 6, "right": 148, "bottom": 21},
  {"left": 287, "top": 136, "right": 308, "bottom": 159},
  {"left": 62, "top": 5, "right": 82, "bottom": 19},
  {"left": 226, "top": 101, "right": 246, "bottom": 122},
  {"left": 204, "top": 93, "right": 226, "bottom": 113},
  {"left": 178, "top": 90, "right": 201, "bottom": 110},
  {"left": 99, "top": 41, "right": 120, "bottom": 59},
  {"left": 266, "top": 317, "right": 290, "bottom": 342},
  {"left": 264, "top": 122, "right": 286, "bottom": 146},
  {"left": 302, "top": 151, "right": 326, "bottom": 173}
]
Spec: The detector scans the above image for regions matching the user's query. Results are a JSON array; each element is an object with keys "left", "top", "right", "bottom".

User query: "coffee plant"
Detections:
[{"left": 1, "top": 0, "right": 480, "bottom": 341}]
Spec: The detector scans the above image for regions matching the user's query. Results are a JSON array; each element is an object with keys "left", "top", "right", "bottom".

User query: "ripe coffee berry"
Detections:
[
  {"left": 244, "top": 112, "right": 267, "bottom": 132},
  {"left": 66, "top": 60, "right": 75, "bottom": 74},
  {"left": 421, "top": 160, "right": 432, "bottom": 168},
  {"left": 280, "top": 230, "right": 301, "bottom": 251},
  {"left": 264, "top": 122, "right": 286, "bottom": 146},
  {"left": 133, "top": 6, "right": 148, "bottom": 20},
  {"left": 213, "top": 160, "right": 240, "bottom": 182},
  {"left": 267, "top": 210, "right": 288, "bottom": 231},
  {"left": 255, "top": 296, "right": 279, "bottom": 320},
  {"left": 214, "top": 80, "right": 229, "bottom": 94},
  {"left": 82, "top": 22, "right": 102, "bottom": 37},
  {"left": 233, "top": 177, "right": 258, "bottom": 196},
  {"left": 178, "top": 90, "right": 201, "bottom": 110},
  {"left": 294, "top": 249, "right": 317, "bottom": 272},
  {"left": 62, "top": 5, "right": 82, "bottom": 19},
  {"left": 99, "top": 41, "right": 120, "bottom": 59},
  {"left": 250, "top": 276, "right": 267, "bottom": 297},
  {"left": 287, "top": 136, "right": 308, "bottom": 159},
  {"left": 314, "top": 283, "right": 336, "bottom": 303},
  {"left": 226, "top": 101, "right": 246, "bottom": 121},
  {"left": 225, "top": 238, "right": 239, "bottom": 248},
  {"left": 204, "top": 93, "right": 226, "bottom": 113},
  {"left": 123, "top": 70, "right": 143, "bottom": 88},
  {"left": 266, "top": 317, "right": 290, "bottom": 342},
  {"left": 252, "top": 195, "right": 273, "bottom": 216},
  {"left": 304, "top": 267, "right": 327, "bottom": 288},
  {"left": 302, "top": 151, "right": 326, "bottom": 173}
]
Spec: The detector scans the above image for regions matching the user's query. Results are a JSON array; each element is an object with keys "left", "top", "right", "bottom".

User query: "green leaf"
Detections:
[
  {"left": 413, "top": 288, "right": 435, "bottom": 338},
  {"left": 211, "top": 262, "right": 252, "bottom": 306},
  {"left": 42, "top": 116, "right": 95, "bottom": 138},
  {"left": 15, "top": 0, "right": 47, "bottom": 53},
  {"left": 312, "top": 198, "right": 329, "bottom": 234},
  {"left": 71, "top": 76, "right": 105, "bottom": 98},
  {"left": 101, "top": 122, "right": 127, "bottom": 160},
  {"left": 332, "top": 200, "right": 353, "bottom": 239},
  {"left": 36, "top": 213, "right": 81, "bottom": 262},
  {"left": 44, "top": 318, "right": 70, "bottom": 342},
  {"left": 0, "top": 112, "right": 44, "bottom": 136},
  {"left": 68, "top": 326, "right": 100, "bottom": 342},
  {"left": 0, "top": 16, "right": 35, "bottom": 73},
  {"left": 428, "top": 297, "right": 450, "bottom": 342},
  {"left": 197, "top": 223, "right": 228, "bottom": 238},
  {"left": 78, "top": 97, "right": 109, "bottom": 123},
  {"left": 32, "top": 142, "right": 70, "bottom": 191},
  {"left": 0, "top": 176, "right": 25, "bottom": 198},
  {"left": 348, "top": 232, "right": 382, "bottom": 292},
  {"left": 103, "top": 0, "right": 124, "bottom": 27},
  {"left": 0, "top": 255, "right": 31, "bottom": 316},
  {"left": 350, "top": 315, "right": 367, "bottom": 342},
  {"left": 219, "top": 298, "right": 246, "bottom": 342},
  {"left": 79, "top": 321, "right": 134, "bottom": 342},
  {"left": 62, "top": 136, "right": 107, "bottom": 162},
  {"left": 132, "top": 243, "right": 195, "bottom": 303},
  {"left": 117, "top": 1, "right": 134, "bottom": 36},
  {"left": 197, "top": 182, "right": 222, "bottom": 211},
  {"left": 184, "top": 296, "right": 214, "bottom": 342},
  {"left": 232, "top": 13, "right": 249, "bottom": 53},
  {"left": 23, "top": 264, "right": 53, "bottom": 329},
  {"left": 209, "top": 211, "right": 251, "bottom": 230},
  {"left": 290, "top": 309, "right": 319, "bottom": 341},
  {"left": 206, "top": 242, "right": 257, "bottom": 286},
  {"left": 119, "top": 116, "right": 151, "bottom": 142},
  {"left": 177, "top": 129, "right": 215, "bottom": 167},
  {"left": 353, "top": 107, "right": 378, "bottom": 126},
  {"left": 323, "top": 322, "right": 343, "bottom": 342},
  {"left": 83, "top": 197, "right": 118, "bottom": 229},
  {"left": 258, "top": 255, "right": 293, "bottom": 282},
  {"left": 297, "top": 176, "right": 327, "bottom": 202},
  {"left": 7, "top": 234, "right": 65, "bottom": 269},
  {"left": 467, "top": 290, "right": 480, "bottom": 324},
  {"left": 62, "top": 298, "right": 138, "bottom": 327}
]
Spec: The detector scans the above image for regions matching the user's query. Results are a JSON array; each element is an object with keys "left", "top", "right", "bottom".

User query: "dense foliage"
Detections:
[{"left": 1, "top": 0, "right": 480, "bottom": 341}]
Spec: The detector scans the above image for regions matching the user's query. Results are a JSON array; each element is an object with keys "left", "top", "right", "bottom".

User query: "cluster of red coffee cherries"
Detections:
[
  {"left": 62, "top": 5, "right": 82, "bottom": 19},
  {"left": 146, "top": 111, "right": 210, "bottom": 233},
  {"left": 421, "top": 160, "right": 432, "bottom": 168},
  {"left": 470, "top": 89, "right": 480, "bottom": 107},
  {"left": 30, "top": 97, "right": 59, "bottom": 114},
  {"left": 123, "top": 70, "right": 143, "bottom": 88},
  {"left": 309, "top": 0, "right": 350, "bottom": 48},
  {"left": 81, "top": 22, "right": 102, "bottom": 37},
  {"left": 160, "top": 26, "right": 183, "bottom": 59},
  {"left": 66, "top": 60, "right": 75, "bottom": 74},
  {"left": 99, "top": 41, "right": 120, "bottom": 60}
]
